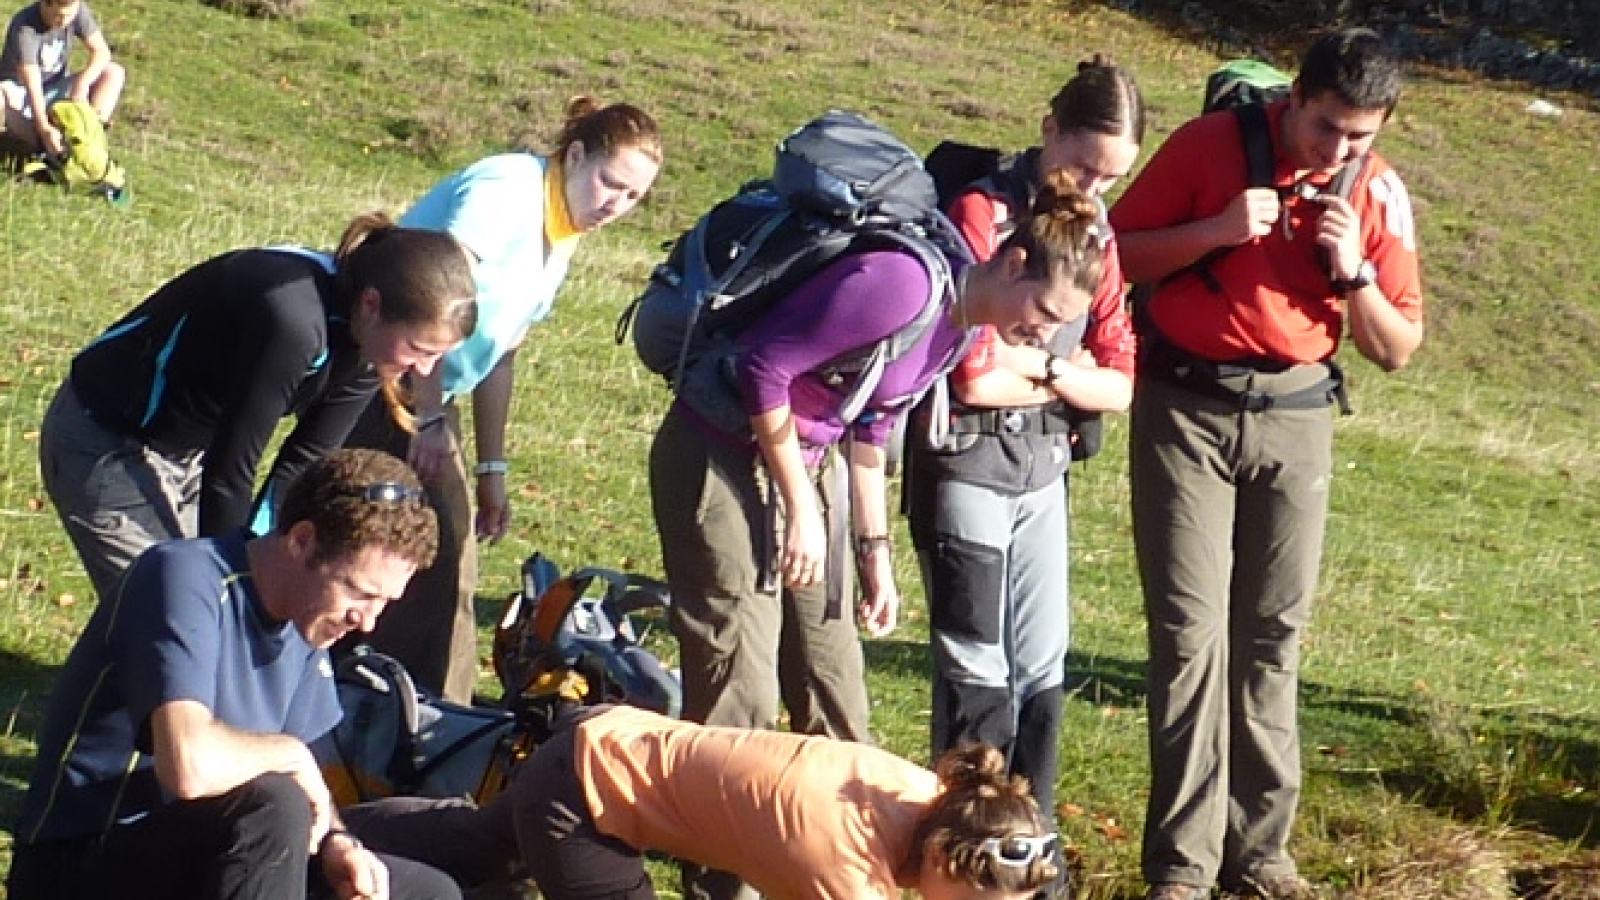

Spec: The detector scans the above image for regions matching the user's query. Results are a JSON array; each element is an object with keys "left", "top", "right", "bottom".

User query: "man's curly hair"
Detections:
[{"left": 275, "top": 449, "right": 438, "bottom": 569}]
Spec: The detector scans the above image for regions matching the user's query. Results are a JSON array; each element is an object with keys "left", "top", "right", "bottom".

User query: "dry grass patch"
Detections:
[
  {"left": 1348, "top": 828, "right": 1511, "bottom": 900},
  {"left": 1518, "top": 854, "right": 1600, "bottom": 900}
]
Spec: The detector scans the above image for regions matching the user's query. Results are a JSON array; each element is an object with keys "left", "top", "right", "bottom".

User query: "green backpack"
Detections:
[
  {"left": 22, "top": 99, "right": 129, "bottom": 204},
  {"left": 1203, "top": 58, "right": 1293, "bottom": 113}
]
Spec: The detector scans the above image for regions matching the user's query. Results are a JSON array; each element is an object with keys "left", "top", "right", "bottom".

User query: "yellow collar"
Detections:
[{"left": 544, "top": 159, "right": 583, "bottom": 247}]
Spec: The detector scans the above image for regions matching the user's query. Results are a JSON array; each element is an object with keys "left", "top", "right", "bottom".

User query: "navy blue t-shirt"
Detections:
[{"left": 13, "top": 531, "right": 341, "bottom": 844}]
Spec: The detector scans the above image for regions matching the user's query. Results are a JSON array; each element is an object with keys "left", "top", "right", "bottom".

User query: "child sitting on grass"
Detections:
[{"left": 0, "top": 0, "right": 125, "bottom": 156}]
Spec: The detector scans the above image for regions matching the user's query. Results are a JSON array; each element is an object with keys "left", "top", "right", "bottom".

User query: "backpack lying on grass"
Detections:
[
  {"left": 313, "top": 555, "right": 679, "bottom": 806},
  {"left": 493, "top": 553, "right": 680, "bottom": 722},
  {"left": 616, "top": 109, "right": 972, "bottom": 436},
  {"left": 314, "top": 648, "right": 519, "bottom": 807},
  {"left": 18, "top": 99, "right": 129, "bottom": 205}
]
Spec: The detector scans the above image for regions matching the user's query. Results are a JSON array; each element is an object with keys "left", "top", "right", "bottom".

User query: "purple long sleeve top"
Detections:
[{"left": 735, "top": 249, "right": 967, "bottom": 451}]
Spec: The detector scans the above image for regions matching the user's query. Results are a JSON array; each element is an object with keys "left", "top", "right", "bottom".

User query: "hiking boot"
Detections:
[
  {"left": 1237, "top": 874, "right": 1315, "bottom": 900},
  {"left": 1146, "top": 884, "right": 1205, "bottom": 900}
]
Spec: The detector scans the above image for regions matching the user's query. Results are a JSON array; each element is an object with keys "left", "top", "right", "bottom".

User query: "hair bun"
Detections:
[
  {"left": 935, "top": 744, "right": 1012, "bottom": 796},
  {"left": 1032, "top": 169, "right": 1099, "bottom": 225},
  {"left": 1078, "top": 52, "right": 1114, "bottom": 74},
  {"left": 565, "top": 94, "right": 601, "bottom": 123}
]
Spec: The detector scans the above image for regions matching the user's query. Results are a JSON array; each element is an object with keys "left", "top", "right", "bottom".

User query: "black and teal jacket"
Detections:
[{"left": 68, "top": 248, "right": 378, "bottom": 535}]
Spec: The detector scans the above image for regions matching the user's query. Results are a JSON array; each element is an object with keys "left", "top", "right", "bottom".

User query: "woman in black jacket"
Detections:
[{"left": 40, "top": 211, "right": 478, "bottom": 599}]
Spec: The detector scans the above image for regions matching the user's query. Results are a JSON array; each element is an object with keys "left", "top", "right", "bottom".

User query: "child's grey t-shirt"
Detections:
[{"left": 0, "top": 2, "right": 101, "bottom": 86}]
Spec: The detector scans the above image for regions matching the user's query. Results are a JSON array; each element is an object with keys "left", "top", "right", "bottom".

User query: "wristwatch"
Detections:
[
  {"left": 1041, "top": 352, "right": 1066, "bottom": 386},
  {"left": 1331, "top": 259, "right": 1377, "bottom": 294}
]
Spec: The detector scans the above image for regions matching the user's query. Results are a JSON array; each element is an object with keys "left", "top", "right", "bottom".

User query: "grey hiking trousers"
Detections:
[
  {"left": 1130, "top": 370, "right": 1334, "bottom": 890},
  {"left": 39, "top": 379, "right": 201, "bottom": 600},
  {"left": 911, "top": 474, "right": 1070, "bottom": 819},
  {"left": 649, "top": 405, "right": 872, "bottom": 741}
]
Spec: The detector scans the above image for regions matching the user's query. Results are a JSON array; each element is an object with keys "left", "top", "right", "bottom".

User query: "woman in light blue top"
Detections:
[{"left": 342, "top": 96, "right": 663, "bottom": 701}]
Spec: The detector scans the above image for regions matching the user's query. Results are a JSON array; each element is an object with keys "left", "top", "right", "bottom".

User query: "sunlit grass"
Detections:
[{"left": 1, "top": 0, "right": 1597, "bottom": 896}]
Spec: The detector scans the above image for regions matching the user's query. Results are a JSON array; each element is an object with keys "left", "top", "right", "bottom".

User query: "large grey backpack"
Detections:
[{"left": 617, "top": 110, "right": 973, "bottom": 435}]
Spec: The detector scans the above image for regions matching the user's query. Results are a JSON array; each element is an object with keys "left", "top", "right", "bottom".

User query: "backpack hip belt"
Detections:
[
  {"left": 1140, "top": 337, "right": 1348, "bottom": 413},
  {"left": 947, "top": 405, "right": 1073, "bottom": 436}
]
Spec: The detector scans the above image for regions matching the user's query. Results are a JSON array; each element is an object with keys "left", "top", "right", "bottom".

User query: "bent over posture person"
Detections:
[
  {"left": 342, "top": 96, "right": 662, "bottom": 702},
  {"left": 908, "top": 55, "right": 1141, "bottom": 828},
  {"left": 39, "top": 213, "right": 477, "bottom": 602},
  {"left": 1108, "top": 27, "right": 1423, "bottom": 900},
  {"left": 8, "top": 449, "right": 461, "bottom": 900},
  {"left": 353, "top": 703, "right": 1062, "bottom": 900},
  {"left": 649, "top": 171, "right": 1108, "bottom": 900}
]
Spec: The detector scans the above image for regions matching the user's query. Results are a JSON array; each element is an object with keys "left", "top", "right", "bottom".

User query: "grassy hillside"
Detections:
[{"left": 2, "top": 0, "right": 1597, "bottom": 896}]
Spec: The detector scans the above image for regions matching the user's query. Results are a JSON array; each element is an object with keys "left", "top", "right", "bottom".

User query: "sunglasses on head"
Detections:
[
  {"left": 979, "top": 832, "right": 1058, "bottom": 868},
  {"left": 344, "top": 482, "right": 426, "bottom": 504}
]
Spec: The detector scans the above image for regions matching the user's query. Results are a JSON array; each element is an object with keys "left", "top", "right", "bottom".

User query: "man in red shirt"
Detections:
[{"left": 1108, "top": 28, "right": 1424, "bottom": 900}]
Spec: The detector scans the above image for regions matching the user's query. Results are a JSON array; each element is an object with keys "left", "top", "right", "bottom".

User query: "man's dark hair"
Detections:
[
  {"left": 275, "top": 449, "right": 438, "bottom": 569},
  {"left": 1297, "top": 27, "right": 1403, "bottom": 114}
]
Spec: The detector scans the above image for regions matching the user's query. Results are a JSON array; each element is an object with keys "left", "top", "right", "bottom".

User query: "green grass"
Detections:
[{"left": 3, "top": 0, "right": 1598, "bottom": 896}]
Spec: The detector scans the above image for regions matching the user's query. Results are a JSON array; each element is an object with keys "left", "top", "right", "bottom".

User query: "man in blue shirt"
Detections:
[{"left": 9, "top": 449, "right": 461, "bottom": 900}]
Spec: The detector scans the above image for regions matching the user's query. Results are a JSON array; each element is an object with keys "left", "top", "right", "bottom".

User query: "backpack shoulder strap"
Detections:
[
  {"left": 827, "top": 226, "right": 963, "bottom": 425},
  {"left": 1325, "top": 151, "right": 1370, "bottom": 201},
  {"left": 1234, "top": 102, "right": 1277, "bottom": 190},
  {"left": 1173, "top": 104, "right": 1279, "bottom": 293}
]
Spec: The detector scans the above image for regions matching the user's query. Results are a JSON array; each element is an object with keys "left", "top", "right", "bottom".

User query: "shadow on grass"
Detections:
[
  {"left": 1061, "top": 649, "right": 1600, "bottom": 848},
  {"left": 1344, "top": 701, "right": 1600, "bottom": 848},
  {"left": 0, "top": 646, "right": 65, "bottom": 839},
  {"left": 0, "top": 646, "right": 60, "bottom": 735},
  {"left": 862, "top": 637, "right": 930, "bottom": 681},
  {"left": 1086, "top": 0, "right": 1600, "bottom": 101}
]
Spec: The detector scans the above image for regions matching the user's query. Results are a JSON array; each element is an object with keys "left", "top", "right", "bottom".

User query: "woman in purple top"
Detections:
[{"left": 648, "top": 172, "right": 1107, "bottom": 867}]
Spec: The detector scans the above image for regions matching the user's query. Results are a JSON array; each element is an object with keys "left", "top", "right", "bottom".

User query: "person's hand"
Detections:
[
  {"left": 39, "top": 122, "right": 65, "bottom": 158},
  {"left": 1315, "top": 194, "right": 1365, "bottom": 283},
  {"left": 857, "top": 546, "right": 899, "bottom": 637},
  {"left": 474, "top": 473, "right": 511, "bottom": 544},
  {"left": 1216, "top": 187, "right": 1280, "bottom": 244},
  {"left": 320, "top": 832, "right": 390, "bottom": 900},
  {"left": 406, "top": 424, "right": 454, "bottom": 483},
  {"left": 780, "top": 503, "right": 828, "bottom": 588},
  {"left": 991, "top": 337, "right": 1043, "bottom": 370}
]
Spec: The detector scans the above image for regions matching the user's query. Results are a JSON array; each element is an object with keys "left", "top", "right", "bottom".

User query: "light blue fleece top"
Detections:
[{"left": 401, "top": 152, "right": 574, "bottom": 401}]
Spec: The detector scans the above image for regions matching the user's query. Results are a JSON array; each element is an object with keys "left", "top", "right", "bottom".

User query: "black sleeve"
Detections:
[
  {"left": 197, "top": 278, "right": 330, "bottom": 536},
  {"left": 262, "top": 365, "right": 382, "bottom": 510}
]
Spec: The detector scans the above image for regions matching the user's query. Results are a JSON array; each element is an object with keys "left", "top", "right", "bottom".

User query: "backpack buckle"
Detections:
[{"left": 1238, "top": 390, "right": 1276, "bottom": 412}]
